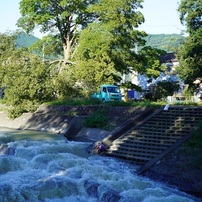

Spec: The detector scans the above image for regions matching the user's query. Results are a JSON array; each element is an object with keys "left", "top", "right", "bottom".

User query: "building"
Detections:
[{"left": 122, "top": 53, "right": 183, "bottom": 100}]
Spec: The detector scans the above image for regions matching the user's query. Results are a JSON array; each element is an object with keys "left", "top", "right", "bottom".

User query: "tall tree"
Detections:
[
  {"left": 88, "top": 0, "right": 146, "bottom": 72},
  {"left": 74, "top": 0, "right": 147, "bottom": 92},
  {"left": 17, "top": 0, "right": 96, "bottom": 70},
  {"left": 177, "top": 0, "right": 202, "bottom": 92}
]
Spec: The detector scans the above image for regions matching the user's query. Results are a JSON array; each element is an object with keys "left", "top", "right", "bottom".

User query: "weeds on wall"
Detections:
[
  {"left": 187, "top": 121, "right": 202, "bottom": 147},
  {"left": 83, "top": 109, "right": 108, "bottom": 129}
]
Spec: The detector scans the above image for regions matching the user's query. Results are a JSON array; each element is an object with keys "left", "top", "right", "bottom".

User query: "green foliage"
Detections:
[
  {"left": 178, "top": 0, "right": 202, "bottom": 34},
  {"left": 73, "top": 24, "right": 116, "bottom": 92},
  {"left": 0, "top": 37, "right": 55, "bottom": 118},
  {"left": 74, "top": 0, "right": 147, "bottom": 91},
  {"left": 8, "top": 100, "right": 38, "bottom": 119},
  {"left": 176, "top": 29, "right": 202, "bottom": 92},
  {"left": 84, "top": 109, "right": 108, "bottom": 129},
  {"left": 46, "top": 97, "right": 101, "bottom": 106},
  {"left": 137, "top": 46, "right": 167, "bottom": 78},
  {"left": 181, "top": 84, "right": 192, "bottom": 96},
  {"left": 97, "top": 0, "right": 146, "bottom": 74},
  {"left": 145, "top": 81, "right": 180, "bottom": 101},
  {"left": 4, "top": 54, "right": 54, "bottom": 101},
  {"left": 186, "top": 121, "right": 202, "bottom": 147},
  {"left": 0, "top": 32, "right": 17, "bottom": 60},
  {"left": 177, "top": 0, "right": 202, "bottom": 94},
  {"left": 53, "top": 68, "right": 82, "bottom": 99},
  {"left": 174, "top": 100, "right": 199, "bottom": 106},
  {"left": 47, "top": 97, "right": 167, "bottom": 108},
  {"left": 17, "top": 0, "right": 97, "bottom": 64},
  {"left": 156, "top": 81, "right": 180, "bottom": 97}
]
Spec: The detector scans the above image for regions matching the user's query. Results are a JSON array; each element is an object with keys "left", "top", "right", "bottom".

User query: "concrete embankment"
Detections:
[
  {"left": 0, "top": 110, "right": 71, "bottom": 134},
  {"left": 0, "top": 109, "right": 110, "bottom": 143},
  {"left": 0, "top": 105, "right": 152, "bottom": 142}
]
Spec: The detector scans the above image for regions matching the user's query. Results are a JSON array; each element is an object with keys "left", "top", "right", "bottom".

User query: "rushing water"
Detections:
[{"left": 0, "top": 127, "right": 200, "bottom": 202}]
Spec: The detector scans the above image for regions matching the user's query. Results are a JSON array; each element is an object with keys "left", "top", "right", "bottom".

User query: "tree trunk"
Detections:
[
  {"left": 59, "top": 40, "right": 71, "bottom": 73},
  {"left": 63, "top": 40, "right": 71, "bottom": 64}
]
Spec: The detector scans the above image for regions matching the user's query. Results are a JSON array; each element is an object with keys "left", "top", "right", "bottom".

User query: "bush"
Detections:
[
  {"left": 3, "top": 53, "right": 55, "bottom": 118},
  {"left": 83, "top": 109, "right": 108, "bottom": 128},
  {"left": 8, "top": 100, "right": 39, "bottom": 119}
]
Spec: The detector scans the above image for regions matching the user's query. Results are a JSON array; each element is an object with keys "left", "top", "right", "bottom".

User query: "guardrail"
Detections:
[{"left": 167, "top": 95, "right": 201, "bottom": 104}]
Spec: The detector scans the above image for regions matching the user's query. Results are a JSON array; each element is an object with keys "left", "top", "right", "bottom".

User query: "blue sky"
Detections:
[
  {"left": 138, "top": 0, "right": 185, "bottom": 35},
  {"left": 0, "top": 0, "right": 185, "bottom": 38}
]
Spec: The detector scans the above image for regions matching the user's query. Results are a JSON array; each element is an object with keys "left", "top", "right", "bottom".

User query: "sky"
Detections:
[
  {"left": 138, "top": 0, "right": 185, "bottom": 35},
  {"left": 0, "top": 0, "right": 185, "bottom": 38}
]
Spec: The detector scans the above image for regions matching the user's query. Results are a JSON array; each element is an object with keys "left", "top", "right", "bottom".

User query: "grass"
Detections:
[
  {"left": 45, "top": 98, "right": 101, "bottom": 106},
  {"left": 186, "top": 121, "right": 202, "bottom": 148},
  {"left": 45, "top": 98, "right": 168, "bottom": 108},
  {"left": 45, "top": 97, "right": 201, "bottom": 107}
]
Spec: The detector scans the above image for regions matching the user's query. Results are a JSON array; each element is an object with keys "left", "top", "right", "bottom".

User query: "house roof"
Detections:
[{"left": 160, "top": 53, "right": 177, "bottom": 63}]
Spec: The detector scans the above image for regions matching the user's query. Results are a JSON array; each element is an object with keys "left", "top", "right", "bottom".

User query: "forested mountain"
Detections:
[
  {"left": 144, "top": 34, "right": 186, "bottom": 53},
  {"left": 16, "top": 32, "right": 39, "bottom": 48},
  {"left": 16, "top": 33, "right": 186, "bottom": 53}
]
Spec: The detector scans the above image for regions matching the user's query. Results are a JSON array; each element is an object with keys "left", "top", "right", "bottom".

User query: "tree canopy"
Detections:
[
  {"left": 17, "top": 0, "right": 156, "bottom": 93},
  {"left": 0, "top": 33, "right": 54, "bottom": 118},
  {"left": 17, "top": 0, "right": 148, "bottom": 84},
  {"left": 178, "top": 0, "right": 202, "bottom": 34},
  {"left": 17, "top": 0, "right": 97, "bottom": 66},
  {"left": 72, "top": 0, "right": 151, "bottom": 92},
  {"left": 176, "top": 29, "right": 202, "bottom": 91},
  {"left": 177, "top": 0, "right": 202, "bottom": 93}
]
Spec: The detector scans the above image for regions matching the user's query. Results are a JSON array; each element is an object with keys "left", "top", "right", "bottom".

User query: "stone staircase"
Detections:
[{"left": 105, "top": 106, "right": 202, "bottom": 173}]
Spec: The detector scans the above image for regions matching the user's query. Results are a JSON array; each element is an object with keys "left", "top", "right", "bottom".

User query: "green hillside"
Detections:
[
  {"left": 144, "top": 34, "right": 186, "bottom": 53},
  {"left": 16, "top": 32, "right": 39, "bottom": 48},
  {"left": 16, "top": 33, "right": 186, "bottom": 54}
]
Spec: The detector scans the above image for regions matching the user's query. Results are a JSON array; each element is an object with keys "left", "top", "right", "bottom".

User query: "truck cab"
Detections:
[{"left": 92, "top": 84, "right": 122, "bottom": 102}]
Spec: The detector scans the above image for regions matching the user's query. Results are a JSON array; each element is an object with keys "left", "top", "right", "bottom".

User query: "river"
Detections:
[{"left": 0, "top": 127, "right": 200, "bottom": 202}]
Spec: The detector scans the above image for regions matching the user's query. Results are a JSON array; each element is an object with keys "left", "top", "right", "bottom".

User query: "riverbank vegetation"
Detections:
[{"left": 186, "top": 121, "right": 202, "bottom": 148}]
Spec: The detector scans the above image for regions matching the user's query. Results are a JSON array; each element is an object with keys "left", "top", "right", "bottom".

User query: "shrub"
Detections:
[{"left": 83, "top": 109, "right": 108, "bottom": 128}]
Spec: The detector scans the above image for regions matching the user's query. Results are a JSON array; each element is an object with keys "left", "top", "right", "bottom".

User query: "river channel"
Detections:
[{"left": 0, "top": 127, "right": 200, "bottom": 202}]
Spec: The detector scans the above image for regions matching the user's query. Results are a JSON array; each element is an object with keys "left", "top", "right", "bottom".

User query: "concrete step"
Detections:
[
  {"left": 113, "top": 138, "right": 175, "bottom": 147},
  {"left": 106, "top": 151, "right": 152, "bottom": 164},
  {"left": 126, "top": 137, "right": 179, "bottom": 145},
  {"left": 109, "top": 144, "right": 165, "bottom": 153},
  {"left": 107, "top": 148, "right": 158, "bottom": 157},
  {"left": 128, "top": 133, "right": 185, "bottom": 140},
  {"left": 134, "top": 127, "right": 191, "bottom": 133},
  {"left": 104, "top": 106, "right": 202, "bottom": 170}
]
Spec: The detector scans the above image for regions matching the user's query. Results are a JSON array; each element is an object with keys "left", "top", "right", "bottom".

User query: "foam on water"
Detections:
[{"left": 0, "top": 128, "right": 200, "bottom": 202}]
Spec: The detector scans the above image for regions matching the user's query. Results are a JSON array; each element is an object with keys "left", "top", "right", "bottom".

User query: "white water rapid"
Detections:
[{"left": 0, "top": 127, "right": 200, "bottom": 202}]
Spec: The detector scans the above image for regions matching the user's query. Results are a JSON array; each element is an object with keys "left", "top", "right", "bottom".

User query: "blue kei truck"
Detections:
[{"left": 91, "top": 84, "right": 122, "bottom": 102}]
